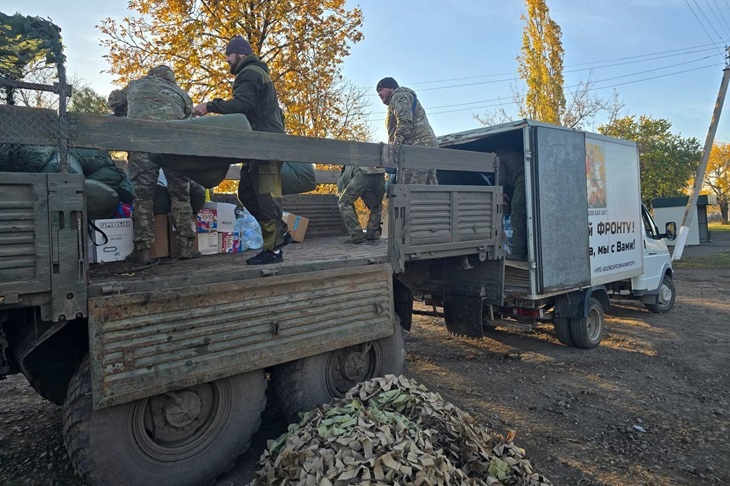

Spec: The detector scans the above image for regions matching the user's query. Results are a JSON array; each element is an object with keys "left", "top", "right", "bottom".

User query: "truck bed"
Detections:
[{"left": 87, "top": 236, "right": 389, "bottom": 297}]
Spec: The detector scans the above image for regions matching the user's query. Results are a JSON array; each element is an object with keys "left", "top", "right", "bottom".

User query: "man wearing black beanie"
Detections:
[
  {"left": 376, "top": 76, "right": 439, "bottom": 184},
  {"left": 193, "top": 35, "right": 289, "bottom": 265}
]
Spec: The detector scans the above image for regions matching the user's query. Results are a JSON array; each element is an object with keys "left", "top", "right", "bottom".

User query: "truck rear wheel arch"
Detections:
[
  {"left": 13, "top": 312, "right": 87, "bottom": 405},
  {"left": 554, "top": 288, "right": 608, "bottom": 349}
]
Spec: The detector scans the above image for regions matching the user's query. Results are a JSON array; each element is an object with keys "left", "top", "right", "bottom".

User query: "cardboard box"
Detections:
[
  {"left": 89, "top": 218, "right": 134, "bottom": 263},
  {"left": 196, "top": 231, "right": 219, "bottom": 255},
  {"left": 282, "top": 212, "right": 309, "bottom": 242},
  {"left": 213, "top": 203, "right": 237, "bottom": 233},
  {"left": 196, "top": 208, "right": 217, "bottom": 233},
  {"left": 218, "top": 232, "right": 243, "bottom": 253},
  {"left": 150, "top": 215, "right": 170, "bottom": 258}
]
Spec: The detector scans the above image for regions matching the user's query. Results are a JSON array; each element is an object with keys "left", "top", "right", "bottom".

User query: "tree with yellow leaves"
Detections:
[
  {"left": 704, "top": 142, "right": 730, "bottom": 224},
  {"left": 97, "top": 0, "right": 370, "bottom": 141},
  {"left": 517, "top": 0, "right": 565, "bottom": 124}
]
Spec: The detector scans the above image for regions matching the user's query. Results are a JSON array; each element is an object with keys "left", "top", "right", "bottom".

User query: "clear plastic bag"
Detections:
[{"left": 234, "top": 208, "right": 264, "bottom": 250}]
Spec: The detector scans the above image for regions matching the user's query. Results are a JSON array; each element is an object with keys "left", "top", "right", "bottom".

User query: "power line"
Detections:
[
  {"left": 366, "top": 62, "right": 722, "bottom": 121},
  {"left": 404, "top": 42, "right": 724, "bottom": 87},
  {"left": 708, "top": 0, "right": 730, "bottom": 38},
  {"left": 365, "top": 44, "right": 725, "bottom": 97},
  {"left": 694, "top": 0, "right": 727, "bottom": 41},
  {"left": 685, "top": 0, "right": 726, "bottom": 54}
]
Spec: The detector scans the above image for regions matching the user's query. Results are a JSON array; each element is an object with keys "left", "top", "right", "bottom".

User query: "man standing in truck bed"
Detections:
[
  {"left": 193, "top": 35, "right": 289, "bottom": 265},
  {"left": 124, "top": 65, "right": 198, "bottom": 264},
  {"left": 376, "top": 77, "right": 438, "bottom": 185}
]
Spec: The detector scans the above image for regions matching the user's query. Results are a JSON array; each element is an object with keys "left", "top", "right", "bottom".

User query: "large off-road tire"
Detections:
[
  {"left": 62, "top": 357, "right": 266, "bottom": 486},
  {"left": 553, "top": 317, "right": 575, "bottom": 346},
  {"left": 644, "top": 275, "right": 676, "bottom": 314},
  {"left": 272, "top": 325, "right": 406, "bottom": 422},
  {"left": 570, "top": 297, "right": 605, "bottom": 349}
]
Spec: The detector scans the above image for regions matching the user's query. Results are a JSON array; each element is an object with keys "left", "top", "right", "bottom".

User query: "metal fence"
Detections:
[{"left": 0, "top": 60, "right": 71, "bottom": 173}]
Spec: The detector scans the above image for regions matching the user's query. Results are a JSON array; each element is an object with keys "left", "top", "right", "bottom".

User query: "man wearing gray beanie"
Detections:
[
  {"left": 376, "top": 76, "right": 439, "bottom": 184},
  {"left": 193, "top": 35, "right": 290, "bottom": 265}
]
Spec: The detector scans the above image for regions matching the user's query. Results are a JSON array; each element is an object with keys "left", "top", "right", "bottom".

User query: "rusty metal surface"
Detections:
[
  {"left": 89, "top": 263, "right": 394, "bottom": 409},
  {"left": 390, "top": 184, "right": 502, "bottom": 262}
]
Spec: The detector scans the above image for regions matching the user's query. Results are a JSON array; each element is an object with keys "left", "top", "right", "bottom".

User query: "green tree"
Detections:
[
  {"left": 517, "top": 0, "right": 565, "bottom": 124},
  {"left": 97, "top": 0, "right": 369, "bottom": 140},
  {"left": 477, "top": 1, "right": 620, "bottom": 130},
  {"left": 704, "top": 142, "right": 730, "bottom": 223},
  {"left": 598, "top": 115, "right": 701, "bottom": 204},
  {"left": 69, "top": 85, "right": 110, "bottom": 114}
]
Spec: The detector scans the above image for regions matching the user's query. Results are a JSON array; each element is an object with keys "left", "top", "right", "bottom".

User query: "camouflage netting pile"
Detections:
[{"left": 251, "top": 375, "right": 551, "bottom": 486}]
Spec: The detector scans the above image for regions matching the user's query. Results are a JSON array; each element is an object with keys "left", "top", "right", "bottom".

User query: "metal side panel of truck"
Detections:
[{"left": 439, "top": 120, "right": 645, "bottom": 300}]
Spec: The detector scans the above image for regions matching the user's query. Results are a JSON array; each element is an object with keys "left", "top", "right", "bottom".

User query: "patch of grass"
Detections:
[
  {"left": 674, "top": 251, "right": 730, "bottom": 268},
  {"left": 709, "top": 222, "right": 730, "bottom": 233}
]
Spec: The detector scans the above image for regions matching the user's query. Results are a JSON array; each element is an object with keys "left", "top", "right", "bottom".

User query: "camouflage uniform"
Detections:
[
  {"left": 496, "top": 150, "right": 527, "bottom": 259},
  {"left": 125, "top": 66, "right": 196, "bottom": 259},
  {"left": 337, "top": 166, "right": 385, "bottom": 242},
  {"left": 206, "top": 55, "right": 288, "bottom": 251},
  {"left": 385, "top": 87, "right": 439, "bottom": 184}
]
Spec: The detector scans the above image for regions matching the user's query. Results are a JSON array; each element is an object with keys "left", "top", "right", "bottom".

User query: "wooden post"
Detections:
[{"left": 673, "top": 53, "right": 730, "bottom": 260}]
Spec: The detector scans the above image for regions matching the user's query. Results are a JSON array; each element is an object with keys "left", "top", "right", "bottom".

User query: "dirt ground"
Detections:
[{"left": 1, "top": 236, "right": 728, "bottom": 486}]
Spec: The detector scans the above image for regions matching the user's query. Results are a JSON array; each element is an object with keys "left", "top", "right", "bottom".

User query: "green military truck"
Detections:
[{"left": 0, "top": 101, "right": 502, "bottom": 485}]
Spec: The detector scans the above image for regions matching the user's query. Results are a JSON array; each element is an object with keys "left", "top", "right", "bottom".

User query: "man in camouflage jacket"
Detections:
[
  {"left": 376, "top": 77, "right": 438, "bottom": 184},
  {"left": 193, "top": 35, "right": 289, "bottom": 265},
  {"left": 122, "top": 65, "right": 197, "bottom": 264}
]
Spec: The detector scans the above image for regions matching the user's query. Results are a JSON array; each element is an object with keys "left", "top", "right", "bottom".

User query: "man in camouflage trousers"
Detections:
[
  {"left": 337, "top": 165, "right": 385, "bottom": 244},
  {"left": 193, "top": 35, "right": 289, "bottom": 265},
  {"left": 122, "top": 65, "right": 198, "bottom": 264},
  {"left": 376, "top": 77, "right": 439, "bottom": 184}
]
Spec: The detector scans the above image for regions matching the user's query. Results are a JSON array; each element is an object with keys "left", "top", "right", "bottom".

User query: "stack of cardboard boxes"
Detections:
[{"left": 88, "top": 204, "right": 308, "bottom": 263}]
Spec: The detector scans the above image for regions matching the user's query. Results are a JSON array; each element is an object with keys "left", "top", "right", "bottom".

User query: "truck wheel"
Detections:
[
  {"left": 644, "top": 275, "right": 676, "bottom": 313},
  {"left": 553, "top": 317, "right": 575, "bottom": 346},
  {"left": 62, "top": 356, "right": 266, "bottom": 486},
  {"left": 272, "top": 325, "right": 405, "bottom": 422},
  {"left": 570, "top": 297, "right": 604, "bottom": 349}
]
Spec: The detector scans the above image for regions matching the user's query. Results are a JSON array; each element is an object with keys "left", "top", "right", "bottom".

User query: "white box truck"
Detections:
[{"left": 414, "top": 120, "right": 678, "bottom": 349}]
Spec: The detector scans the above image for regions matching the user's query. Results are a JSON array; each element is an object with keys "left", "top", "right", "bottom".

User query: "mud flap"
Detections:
[{"left": 443, "top": 294, "right": 484, "bottom": 339}]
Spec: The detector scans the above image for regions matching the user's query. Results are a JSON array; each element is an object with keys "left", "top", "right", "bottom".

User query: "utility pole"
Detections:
[{"left": 673, "top": 47, "right": 730, "bottom": 260}]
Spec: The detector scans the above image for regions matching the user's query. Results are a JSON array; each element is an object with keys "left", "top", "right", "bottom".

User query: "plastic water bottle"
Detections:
[
  {"left": 234, "top": 208, "right": 264, "bottom": 250},
  {"left": 503, "top": 215, "right": 513, "bottom": 254},
  {"left": 243, "top": 228, "right": 263, "bottom": 250}
]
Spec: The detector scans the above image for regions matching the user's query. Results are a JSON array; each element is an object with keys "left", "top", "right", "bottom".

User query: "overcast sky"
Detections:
[{"left": 5, "top": 0, "right": 730, "bottom": 144}]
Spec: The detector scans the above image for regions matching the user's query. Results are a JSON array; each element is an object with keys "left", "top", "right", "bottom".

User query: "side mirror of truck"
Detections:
[{"left": 663, "top": 222, "right": 677, "bottom": 241}]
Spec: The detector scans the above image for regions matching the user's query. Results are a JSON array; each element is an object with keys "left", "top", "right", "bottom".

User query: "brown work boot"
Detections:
[{"left": 365, "top": 231, "right": 380, "bottom": 241}]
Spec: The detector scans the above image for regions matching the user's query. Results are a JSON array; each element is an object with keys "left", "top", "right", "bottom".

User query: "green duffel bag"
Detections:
[
  {"left": 85, "top": 179, "right": 119, "bottom": 220},
  {"left": 87, "top": 166, "right": 135, "bottom": 204},
  {"left": 0, "top": 144, "right": 15, "bottom": 171},
  {"left": 156, "top": 114, "right": 253, "bottom": 188},
  {"left": 73, "top": 148, "right": 115, "bottom": 176},
  {"left": 17, "top": 145, "right": 56, "bottom": 172},
  {"left": 116, "top": 176, "right": 135, "bottom": 204},
  {"left": 281, "top": 161, "right": 317, "bottom": 195},
  {"left": 40, "top": 151, "right": 84, "bottom": 174}
]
